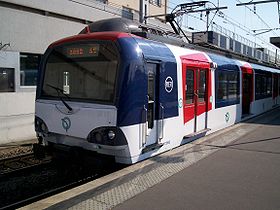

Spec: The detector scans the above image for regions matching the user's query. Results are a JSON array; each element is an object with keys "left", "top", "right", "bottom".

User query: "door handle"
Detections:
[
  {"left": 159, "top": 103, "right": 164, "bottom": 140},
  {"left": 141, "top": 105, "right": 147, "bottom": 146}
]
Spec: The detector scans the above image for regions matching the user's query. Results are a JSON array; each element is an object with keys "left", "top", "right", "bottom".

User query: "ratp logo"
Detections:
[
  {"left": 225, "top": 112, "right": 230, "bottom": 123},
  {"left": 61, "top": 117, "right": 71, "bottom": 132},
  {"left": 165, "top": 76, "right": 173, "bottom": 93}
]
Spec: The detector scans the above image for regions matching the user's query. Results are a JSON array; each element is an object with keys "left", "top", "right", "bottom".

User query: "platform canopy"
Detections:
[{"left": 270, "top": 37, "right": 280, "bottom": 49}]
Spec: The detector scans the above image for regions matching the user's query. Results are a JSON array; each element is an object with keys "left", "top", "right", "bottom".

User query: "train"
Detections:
[{"left": 34, "top": 18, "right": 280, "bottom": 164}]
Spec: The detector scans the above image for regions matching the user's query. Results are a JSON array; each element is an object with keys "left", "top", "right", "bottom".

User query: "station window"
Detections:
[
  {"left": 122, "top": 7, "right": 133, "bottom": 20},
  {"left": 0, "top": 68, "right": 15, "bottom": 92},
  {"left": 215, "top": 69, "right": 240, "bottom": 108},
  {"left": 149, "top": 0, "right": 161, "bottom": 7},
  {"left": 255, "top": 71, "right": 272, "bottom": 100},
  {"left": 20, "top": 53, "right": 41, "bottom": 86}
]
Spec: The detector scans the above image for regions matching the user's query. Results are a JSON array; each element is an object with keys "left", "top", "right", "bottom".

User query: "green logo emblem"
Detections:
[
  {"left": 178, "top": 98, "right": 183, "bottom": 108},
  {"left": 225, "top": 112, "right": 230, "bottom": 123},
  {"left": 61, "top": 117, "right": 71, "bottom": 132}
]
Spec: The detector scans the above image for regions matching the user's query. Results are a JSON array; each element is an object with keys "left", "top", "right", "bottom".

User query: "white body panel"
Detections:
[
  {"left": 251, "top": 98, "right": 274, "bottom": 116},
  {"left": 36, "top": 99, "right": 117, "bottom": 138}
]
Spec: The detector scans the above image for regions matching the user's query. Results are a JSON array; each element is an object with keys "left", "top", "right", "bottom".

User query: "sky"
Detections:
[{"left": 167, "top": 0, "right": 280, "bottom": 51}]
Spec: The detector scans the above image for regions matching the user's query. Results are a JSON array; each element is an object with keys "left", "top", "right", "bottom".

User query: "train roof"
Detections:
[
  {"left": 50, "top": 18, "right": 280, "bottom": 73},
  {"left": 207, "top": 53, "right": 239, "bottom": 71},
  {"left": 79, "top": 18, "right": 280, "bottom": 72},
  {"left": 250, "top": 63, "right": 279, "bottom": 73},
  {"left": 49, "top": 31, "right": 134, "bottom": 48}
]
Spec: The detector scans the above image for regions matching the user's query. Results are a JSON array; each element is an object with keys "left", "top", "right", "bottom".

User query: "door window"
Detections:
[
  {"left": 198, "top": 70, "right": 206, "bottom": 103},
  {"left": 147, "top": 71, "right": 155, "bottom": 129},
  {"left": 186, "top": 69, "right": 194, "bottom": 104}
]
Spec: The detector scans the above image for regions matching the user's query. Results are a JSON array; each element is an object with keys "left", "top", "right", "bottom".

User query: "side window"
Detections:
[
  {"left": 267, "top": 76, "right": 272, "bottom": 95},
  {"left": 255, "top": 74, "right": 262, "bottom": 99},
  {"left": 228, "top": 71, "right": 238, "bottom": 99},
  {"left": 20, "top": 53, "right": 41, "bottom": 86},
  {"left": 186, "top": 69, "right": 194, "bottom": 104},
  {"left": 217, "top": 71, "right": 227, "bottom": 100},
  {"left": 215, "top": 69, "right": 240, "bottom": 108},
  {"left": 0, "top": 68, "right": 15, "bottom": 92},
  {"left": 255, "top": 72, "right": 273, "bottom": 100}
]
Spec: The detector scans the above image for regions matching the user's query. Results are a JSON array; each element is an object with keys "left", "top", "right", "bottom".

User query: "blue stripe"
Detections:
[{"left": 208, "top": 53, "right": 239, "bottom": 71}]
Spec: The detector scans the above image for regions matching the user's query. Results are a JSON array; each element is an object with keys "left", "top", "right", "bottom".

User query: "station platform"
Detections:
[{"left": 20, "top": 108, "right": 280, "bottom": 210}]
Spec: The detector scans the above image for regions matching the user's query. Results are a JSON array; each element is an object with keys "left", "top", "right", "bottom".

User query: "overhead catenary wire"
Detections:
[
  {"left": 236, "top": 0, "right": 279, "bottom": 37},
  {"left": 168, "top": 0, "right": 278, "bottom": 50}
]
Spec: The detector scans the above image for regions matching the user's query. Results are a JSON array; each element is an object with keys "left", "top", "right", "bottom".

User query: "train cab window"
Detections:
[
  {"left": 41, "top": 41, "right": 118, "bottom": 104},
  {"left": 186, "top": 69, "right": 194, "bottom": 104},
  {"left": 0, "top": 68, "right": 15, "bottom": 92},
  {"left": 198, "top": 70, "right": 206, "bottom": 103}
]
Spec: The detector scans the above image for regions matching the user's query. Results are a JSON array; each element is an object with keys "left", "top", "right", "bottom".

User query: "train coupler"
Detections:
[{"left": 33, "top": 143, "right": 46, "bottom": 159}]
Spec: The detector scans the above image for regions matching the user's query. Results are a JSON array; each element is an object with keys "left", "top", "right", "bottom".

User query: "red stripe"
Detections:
[
  {"left": 50, "top": 32, "right": 132, "bottom": 48},
  {"left": 181, "top": 53, "right": 210, "bottom": 63},
  {"left": 241, "top": 66, "right": 253, "bottom": 74}
]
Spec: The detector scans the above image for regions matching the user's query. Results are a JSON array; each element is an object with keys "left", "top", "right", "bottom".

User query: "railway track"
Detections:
[
  {"left": 0, "top": 153, "right": 52, "bottom": 176},
  {"left": 0, "top": 151, "right": 124, "bottom": 209}
]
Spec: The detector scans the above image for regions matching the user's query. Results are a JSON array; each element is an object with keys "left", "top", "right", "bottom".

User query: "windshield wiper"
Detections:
[{"left": 46, "top": 84, "right": 73, "bottom": 112}]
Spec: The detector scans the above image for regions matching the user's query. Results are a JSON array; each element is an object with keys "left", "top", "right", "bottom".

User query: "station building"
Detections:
[{"left": 0, "top": 0, "right": 168, "bottom": 144}]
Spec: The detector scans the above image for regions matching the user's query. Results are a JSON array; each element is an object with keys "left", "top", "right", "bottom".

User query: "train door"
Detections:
[
  {"left": 144, "top": 62, "right": 161, "bottom": 147},
  {"left": 241, "top": 67, "right": 253, "bottom": 116},
  {"left": 183, "top": 61, "right": 211, "bottom": 134}
]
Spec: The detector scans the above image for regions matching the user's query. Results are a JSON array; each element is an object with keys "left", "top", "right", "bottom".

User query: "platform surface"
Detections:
[{"left": 20, "top": 107, "right": 280, "bottom": 210}]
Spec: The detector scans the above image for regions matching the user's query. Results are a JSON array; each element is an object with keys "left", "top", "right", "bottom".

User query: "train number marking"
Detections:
[{"left": 165, "top": 76, "right": 173, "bottom": 93}]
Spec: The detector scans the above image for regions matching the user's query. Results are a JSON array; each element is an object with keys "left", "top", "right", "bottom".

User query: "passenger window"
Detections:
[
  {"left": 215, "top": 69, "right": 240, "bottom": 108},
  {"left": 186, "top": 69, "right": 194, "bottom": 104}
]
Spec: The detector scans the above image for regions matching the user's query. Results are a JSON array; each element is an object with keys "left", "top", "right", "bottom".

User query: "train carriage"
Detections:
[{"left": 35, "top": 18, "right": 280, "bottom": 164}]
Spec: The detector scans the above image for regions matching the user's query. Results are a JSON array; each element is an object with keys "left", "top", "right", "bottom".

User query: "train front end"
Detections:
[{"left": 35, "top": 32, "right": 139, "bottom": 163}]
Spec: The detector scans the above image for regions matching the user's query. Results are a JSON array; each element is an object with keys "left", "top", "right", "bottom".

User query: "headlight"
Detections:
[
  {"left": 87, "top": 127, "right": 127, "bottom": 146},
  {"left": 107, "top": 130, "right": 116, "bottom": 140}
]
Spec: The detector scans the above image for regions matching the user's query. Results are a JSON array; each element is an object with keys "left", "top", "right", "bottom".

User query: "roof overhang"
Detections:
[{"left": 270, "top": 37, "right": 280, "bottom": 49}]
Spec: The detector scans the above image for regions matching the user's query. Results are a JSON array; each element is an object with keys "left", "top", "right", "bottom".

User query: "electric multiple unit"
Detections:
[{"left": 35, "top": 19, "right": 280, "bottom": 164}]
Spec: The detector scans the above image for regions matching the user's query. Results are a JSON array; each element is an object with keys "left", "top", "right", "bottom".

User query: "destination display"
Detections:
[{"left": 65, "top": 44, "right": 100, "bottom": 58}]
